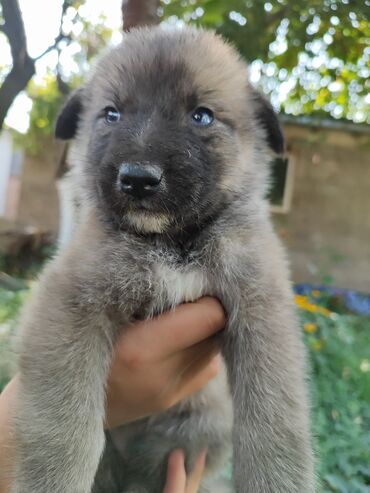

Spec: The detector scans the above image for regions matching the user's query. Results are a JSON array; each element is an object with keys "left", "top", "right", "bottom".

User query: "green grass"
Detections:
[
  {"left": 0, "top": 288, "right": 29, "bottom": 391},
  {"left": 0, "top": 286, "right": 369, "bottom": 492}
]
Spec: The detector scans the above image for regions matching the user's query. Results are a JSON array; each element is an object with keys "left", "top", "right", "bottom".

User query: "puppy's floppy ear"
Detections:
[
  {"left": 252, "top": 90, "right": 285, "bottom": 155},
  {"left": 55, "top": 87, "right": 84, "bottom": 140}
]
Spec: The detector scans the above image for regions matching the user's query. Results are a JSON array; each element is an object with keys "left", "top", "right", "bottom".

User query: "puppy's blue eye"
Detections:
[
  {"left": 191, "top": 107, "right": 214, "bottom": 126},
  {"left": 104, "top": 107, "right": 121, "bottom": 123}
]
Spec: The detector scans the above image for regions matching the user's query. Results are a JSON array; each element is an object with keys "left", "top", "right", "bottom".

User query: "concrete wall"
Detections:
[
  {"left": 16, "top": 140, "right": 62, "bottom": 234},
  {"left": 273, "top": 124, "right": 370, "bottom": 292},
  {"left": 2, "top": 124, "right": 369, "bottom": 292},
  {"left": 0, "top": 131, "right": 13, "bottom": 216}
]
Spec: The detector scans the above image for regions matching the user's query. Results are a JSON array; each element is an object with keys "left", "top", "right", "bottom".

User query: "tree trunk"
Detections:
[
  {"left": 121, "top": 0, "right": 160, "bottom": 31},
  {"left": 0, "top": 0, "right": 35, "bottom": 130},
  {"left": 0, "top": 57, "right": 35, "bottom": 130}
]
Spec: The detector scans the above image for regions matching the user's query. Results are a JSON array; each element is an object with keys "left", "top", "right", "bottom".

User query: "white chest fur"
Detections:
[
  {"left": 148, "top": 261, "right": 232, "bottom": 427},
  {"left": 153, "top": 262, "right": 212, "bottom": 312}
]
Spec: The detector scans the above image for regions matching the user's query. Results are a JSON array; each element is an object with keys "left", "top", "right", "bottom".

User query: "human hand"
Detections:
[
  {"left": 106, "top": 297, "right": 225, "bottom": 427},
  {"left": 0, "top": 390, "right": 209, "bottom": 493},
  {"left": 0, "top": 377, "right": 17, "bottom": 493},
  {"left": 0, "top": 297, "right": 224, "bottom": 492},
  {"left": 163, "top": 449, "right": 207, "bottom": 493}
]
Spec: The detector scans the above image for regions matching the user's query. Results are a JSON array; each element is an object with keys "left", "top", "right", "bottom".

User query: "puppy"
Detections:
[{"left": 12, "top": 27, "right": 314, "bottom": 493}]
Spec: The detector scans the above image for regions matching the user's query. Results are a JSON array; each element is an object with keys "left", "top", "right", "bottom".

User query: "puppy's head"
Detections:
[{"left": 56, "top": 27, "right": 283, "bottom": 235}]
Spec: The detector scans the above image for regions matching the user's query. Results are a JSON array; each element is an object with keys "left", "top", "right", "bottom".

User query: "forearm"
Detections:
[{"left": 0, "top": 378, "right": 18, "bottom": 493}]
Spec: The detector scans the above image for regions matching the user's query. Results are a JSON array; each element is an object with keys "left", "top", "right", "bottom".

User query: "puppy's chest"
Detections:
[{"left": 149, "top": 262, "right": 212, "bottom": 316}]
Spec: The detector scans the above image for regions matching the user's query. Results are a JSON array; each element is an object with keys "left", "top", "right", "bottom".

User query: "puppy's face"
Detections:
[{"left": 56, "top": 28, "right": 283, "bottom": 234}]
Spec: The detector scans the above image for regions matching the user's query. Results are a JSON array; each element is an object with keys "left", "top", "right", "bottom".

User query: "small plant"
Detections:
[
  {"left": 0, "top": 289, "right": 29, "bottom": 391},
  {"left": 298, "top": 290, "right": 370, "bottom": 492}
]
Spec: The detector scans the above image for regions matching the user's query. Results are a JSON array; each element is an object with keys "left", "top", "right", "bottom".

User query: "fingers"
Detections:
[
  {"left": 0, "top": 377, "right": 18, "bottom": 493},
  {"left": 177, "top": 354, "right": 221, "bottom": 400},
  {"left": 163, "top": 450, "right": 207, "bottom": 493},
  {"left": 166, "top": 335, "right": 219, "bottom": 380},
  {"left": 163, "top": 450, "right": 186, "bottom": 493},
  {"left": 105, "top": 323, "right": 221, "bottom": 428},
  {"left": 0, "top": 376, "right": 18, "bottom": 414},
  {"left": 117, "top": 297, "right": 225, "bottom": 363},
  {"left": 186, "top": 450, "right": 207, "bottom": 493},
  {"left": 105, "top": 297, "right": 224, "bottom": 428},
  {"left": 161, "top": 352, "right": 221, "bottom": 407}
]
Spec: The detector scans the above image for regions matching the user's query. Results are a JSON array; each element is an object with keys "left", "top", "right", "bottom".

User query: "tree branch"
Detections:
[
  {"left": 33, "top": 0, "right": 71, "bottom": 61},
  {"left": 0, "top": 0, "right": 35, "bottom": 130},
  {"left": 34, "top": 32, "right": 69, "bottom": 61},
  {"left": 0, "top": 0, "right": 71, "bottom": 130},
  {"left": 0, "top": 0, "right": 28, "bottom": 61}
]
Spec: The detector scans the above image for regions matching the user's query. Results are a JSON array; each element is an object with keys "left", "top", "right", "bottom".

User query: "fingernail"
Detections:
[
  {"left": 169, "top": 449, "right": 184, "bottom": 464},
  {"left": 199, "top": 448, "right": 207, "bottom": 462}
]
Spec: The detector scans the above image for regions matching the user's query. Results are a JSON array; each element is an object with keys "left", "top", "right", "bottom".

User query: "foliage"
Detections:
[
  {"left": 0, "top": 0, "right": 114, "bottom": 139},
  {"left": 298, "top": 290, "right": 370, "bottom": 492},
  {"left": 56, "top": 4, "right": 114, "bottom": 76},
  {"left": 17, "top": 3, "right": 114, "bottom": 154},
  {"left": 0, "top": 280, "right": 369, "bottom": 490},
  {"left": 0, "top": 288, "right": 28, "bottom": 391},
  {"left": 0, "top": 241, "right": 56, "bottom": 279},
  {"left": 162, "top": 0, "right": 370, "bottom": 122},
  {"left": 2, "top": 0, "right": 369, "bottom": 142},
  {"left": 16, "top": 75, "right": 66, "bottom": 155},
  {"left": 0, "top": 287, "right": 27, "bottom": 325}
]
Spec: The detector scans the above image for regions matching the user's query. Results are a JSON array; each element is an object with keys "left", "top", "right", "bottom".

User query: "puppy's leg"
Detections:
[
  {"left": 11, "top": 275, "right": 116, "bottom": 493},
  {"left": 223, "top": 297, "right": 314, "bottom": 492}
]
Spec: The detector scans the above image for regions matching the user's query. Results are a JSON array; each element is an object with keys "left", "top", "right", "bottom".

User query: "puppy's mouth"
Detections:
[
  {"left": 125, "top": 209, "right": 172, "bottom": 234},
  {"left": 122, "top": 190, "right": 168, "bottom": 217},
  {"left": 113, "top": 162, "right": 174, "bottom": 233},
  {"left": 125, "top": 197, "right": 156, "bottom": 212}
]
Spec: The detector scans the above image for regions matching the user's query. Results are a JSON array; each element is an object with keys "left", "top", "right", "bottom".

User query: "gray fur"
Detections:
[{"left": 11, "top": 27, "right": 314, "bottom": 493}]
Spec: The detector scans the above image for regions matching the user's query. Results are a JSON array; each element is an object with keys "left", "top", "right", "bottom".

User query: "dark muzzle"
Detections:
[{"left": 118, "top": 163, "right": 162, "bottom": 199}]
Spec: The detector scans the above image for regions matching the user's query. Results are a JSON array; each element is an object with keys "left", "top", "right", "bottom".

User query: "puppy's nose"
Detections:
[{"left": 118, "top": 163, "right": 162, "bottom": 199}]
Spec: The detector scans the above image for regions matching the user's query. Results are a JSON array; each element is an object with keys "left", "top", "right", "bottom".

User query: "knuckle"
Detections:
[
  {"left": 203, "top": 298, "right": 226, "bottom": 328},
  {"left": 144, "top": 383, "right": 173, "bottom": 411},
  {"left": 159, "top": 393, "right": 177, "bottom": 411},
  {"left": 118, "top": 347, "right": 144, "bottom": 370},
  {"left": 208, "top": 357, "right": 221, "bottom": 378},
  {"left": 209, "top": 365, "right": 219, "bottom": 379}
]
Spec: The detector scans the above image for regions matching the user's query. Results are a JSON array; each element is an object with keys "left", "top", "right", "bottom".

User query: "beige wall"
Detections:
[
  {"left": 3, "top": 124, "right": 370, "bottom": 292},
  {"left": 16, "top": 140, "right": 62, "bottom": 234},
  {"left": 273, "top": 124, "right": 370, "bottom": 292}
]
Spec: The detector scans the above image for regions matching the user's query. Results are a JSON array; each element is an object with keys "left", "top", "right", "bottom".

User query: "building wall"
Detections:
[
  {"left": 0, "top": 131, "right": 13, "bottom": 216},
  {"left": 273, "top": 125, "right": 370, "bottom": 292},
  {"left": 16, "top": 141, "right": 61, "bottom": 234},
  {"left": 2, "top": 125, "right": 369, "bottom": 292}
]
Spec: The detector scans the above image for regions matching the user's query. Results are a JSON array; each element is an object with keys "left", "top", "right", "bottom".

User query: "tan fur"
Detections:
[
  {"left": 12, "top": 26, "right": 314, "bottom": 493},
  {"left": 126, "top": 211, "right": 171, "bottom": 234}
]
